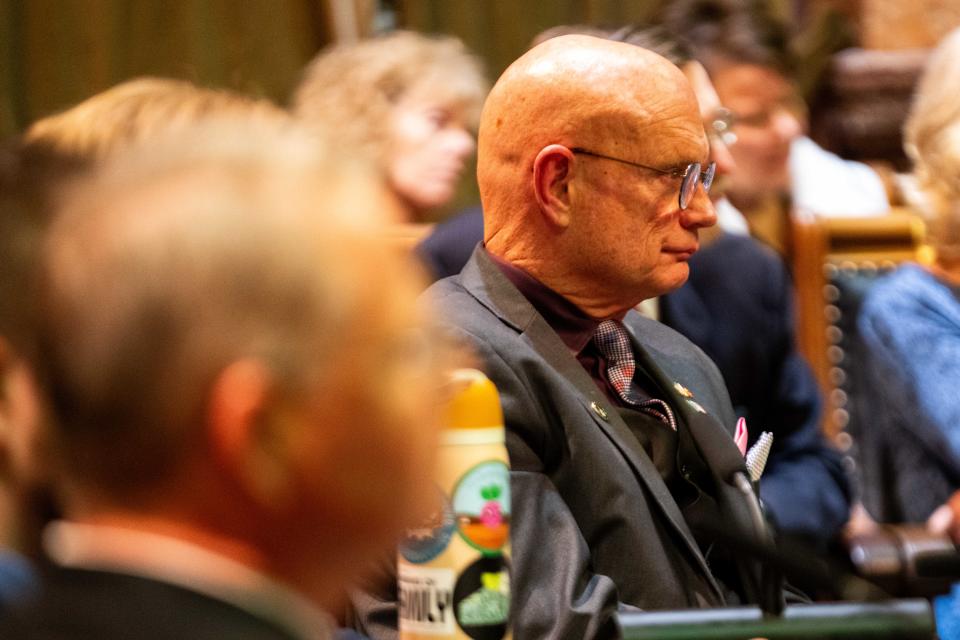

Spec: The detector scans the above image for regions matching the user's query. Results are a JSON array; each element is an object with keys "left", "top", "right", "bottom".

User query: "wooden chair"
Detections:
[
  {"left": 792, "top": 209, "right": 940, "bottom": 521},
  {"left": 793, "top": 208, "right": 928, "bottom": 442}
]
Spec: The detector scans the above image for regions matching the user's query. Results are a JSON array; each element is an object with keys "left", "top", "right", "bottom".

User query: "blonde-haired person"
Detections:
[
  {"left": 858, "top": 26, "right": 960, "bottom": 536},
  {"left": 293, "top": 30, "right": 487, "bottom": 222},
  {"left": 903, "top": 27, "right": 960, "bottom": 266}
]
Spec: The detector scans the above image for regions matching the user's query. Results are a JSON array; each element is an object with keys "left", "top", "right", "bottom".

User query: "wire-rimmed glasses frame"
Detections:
[{"left": 571, "top": 147, "right": 716, "bottom": 210}]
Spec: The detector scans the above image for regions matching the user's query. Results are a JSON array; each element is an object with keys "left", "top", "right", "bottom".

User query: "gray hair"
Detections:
[{"left": 36, "top": 119, "right": 390, "bottom": 498}]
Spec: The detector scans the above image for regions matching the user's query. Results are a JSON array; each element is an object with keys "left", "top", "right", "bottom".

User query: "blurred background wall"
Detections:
[
  {"left": 0, "top": 0, "right": 329, "bottom": 138},
  {"left": 0, "top": 0, "right": 807, "bottom": 140},
  {"left": 2, "top": 0, "right": 959, "bottom": 210}
]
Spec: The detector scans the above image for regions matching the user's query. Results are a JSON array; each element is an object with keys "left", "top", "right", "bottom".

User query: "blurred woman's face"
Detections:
[{"left": 387, "top": 93, "right": 476, "bottom": 217}]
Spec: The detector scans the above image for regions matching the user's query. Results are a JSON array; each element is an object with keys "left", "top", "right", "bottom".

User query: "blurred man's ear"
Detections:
[
  {"left": 206, "top": 360, "right": 295, "bottom": 510},
  {"left": 533, "top": 144, "right": 575, "bottom": 228}
]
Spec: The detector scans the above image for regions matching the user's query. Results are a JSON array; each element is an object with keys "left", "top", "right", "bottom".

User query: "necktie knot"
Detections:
[
  {"left": 593, "top": 319, "right": 677, "bottom": 431},
  {"left": 594, "top": 320, "right": 636, "bottom": 399}
]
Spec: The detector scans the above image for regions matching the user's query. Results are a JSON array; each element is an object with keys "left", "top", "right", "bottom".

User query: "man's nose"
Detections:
[{"left": 682, "top": 187, "right": 717, "bottom": 229}]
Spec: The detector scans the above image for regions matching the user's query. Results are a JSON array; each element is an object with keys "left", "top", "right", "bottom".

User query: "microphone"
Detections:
[
  {"left": 914, "top": 550, "right": 960, "bottom": 579},
  {"left": 848, "top": 525, "right": 960, "bottom": 596},
  {"left": 693, "top": 504, "right": 891, "bottom": 603}
]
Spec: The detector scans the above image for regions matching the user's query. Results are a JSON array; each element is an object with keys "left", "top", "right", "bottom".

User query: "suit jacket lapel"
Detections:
[
  {"left": 461, "top": 249, "right": 719, "bottom": 596},
  {"left": 627, "top": 318, "right": 766, "bottom": 599},
  {"left": 625, "top": 315, "right": 746, "bottom": 480}
]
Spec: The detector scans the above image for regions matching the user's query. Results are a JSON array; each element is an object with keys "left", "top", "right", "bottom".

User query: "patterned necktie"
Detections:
[{"left": 593, "top": 319, "right": 677, "bottom": 430}]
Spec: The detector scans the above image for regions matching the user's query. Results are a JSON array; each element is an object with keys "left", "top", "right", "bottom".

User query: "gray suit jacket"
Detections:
[
  {"left": 427, "top": 248, "right": 778, "bottom": 638},
  {"left": 351, "top": 248, "right": 781, "bottom": 640}
]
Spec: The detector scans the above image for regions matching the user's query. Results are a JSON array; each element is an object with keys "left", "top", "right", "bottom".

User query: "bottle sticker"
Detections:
[
  {"left": 400, "top": 485, "right": 456, "bottom": 564},
  {"left": 453, "top": 460, "right": 510, "bottom": 554},
  {"left": 454, "top": 556, "right": 510, "bottom": 640},
  {"left": 399, "top": 564, "right": 456, "bottom": 635}
]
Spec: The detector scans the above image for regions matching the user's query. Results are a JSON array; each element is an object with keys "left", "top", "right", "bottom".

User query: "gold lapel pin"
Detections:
[
  {"left": 673, "top": 382, "right": 694, "bottom": 398},
  {"left": 685, "top": 399, "right": 707, "bottom": 414},
  {"left": 590, "top": 401, "right": 609, "bottom": 421}
]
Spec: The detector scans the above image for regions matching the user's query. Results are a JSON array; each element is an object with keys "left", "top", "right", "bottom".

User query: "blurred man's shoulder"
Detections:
[{"left": 0, "top": 566, "right": 299, "bottom": 640}]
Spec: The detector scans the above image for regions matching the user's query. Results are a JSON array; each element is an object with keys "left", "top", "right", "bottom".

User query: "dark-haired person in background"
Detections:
[{"left": 658, "top": 0, "right": 888, "bottom": 254}]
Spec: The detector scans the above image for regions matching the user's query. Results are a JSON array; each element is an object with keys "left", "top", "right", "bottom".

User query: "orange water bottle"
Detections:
[{"left": 398, "top": 369, "right": 511, "bottom": 640}]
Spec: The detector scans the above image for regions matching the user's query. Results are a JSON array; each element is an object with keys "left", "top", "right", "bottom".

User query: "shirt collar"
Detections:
[{"left": 487, "top": 250, "right": 600, "bottom": 354}]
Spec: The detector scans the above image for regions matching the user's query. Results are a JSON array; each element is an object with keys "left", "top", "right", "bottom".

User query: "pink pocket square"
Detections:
[{"left": 734, "top": 417, "right": 748, "bottom": 456}]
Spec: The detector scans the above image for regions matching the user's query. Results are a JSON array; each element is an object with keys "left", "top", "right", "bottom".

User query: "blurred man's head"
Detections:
[
  {"left": 0, "top": 79, "right": 295, "bottom": 542},
  {"left": 709, "top": 62, "right": 804, "bottom": 198},
  {"left": 479, "top": 35, "right": 716, "bottom": 317},
  {"left": 34, "top": 122, "right": 443, "bottom": 607}
]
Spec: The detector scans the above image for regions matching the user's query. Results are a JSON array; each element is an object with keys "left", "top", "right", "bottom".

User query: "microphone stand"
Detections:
[
  {"left": 732, "top": 470, "right": 784, "bottom": 617},
  {"left": 617, "top": 475, "right": 938, "bottom": 639}
]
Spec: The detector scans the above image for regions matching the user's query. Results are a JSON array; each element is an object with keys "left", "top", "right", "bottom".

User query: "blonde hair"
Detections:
[
  {"left": 904, "top": 27, "right": 960, "bottom": 261},
  {"left": 292, "top": 31, "right": 487, "bottom": 169},
  {"left": 24, "top": 77, "right": 290, "bottom": 164}
]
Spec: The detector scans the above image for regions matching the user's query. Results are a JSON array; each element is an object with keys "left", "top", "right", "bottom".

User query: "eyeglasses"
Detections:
[
  {"left": 571, "top": 148, "right": 716, "bottom": 210},
  {"left": 708, "top": 108, "right": 737, "bottom": 146}
]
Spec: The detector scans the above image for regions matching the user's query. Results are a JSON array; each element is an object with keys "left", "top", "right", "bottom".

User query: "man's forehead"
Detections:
[
  {"left": 602, "top": 89, "right": 708, "bottom": 157},
  {"left": 479, "top": 34, "right": 707, "bottom": 164}
]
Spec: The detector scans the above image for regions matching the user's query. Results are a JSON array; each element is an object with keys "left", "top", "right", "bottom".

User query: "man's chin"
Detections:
[{"left": 651, "top": 265, "right": 690, "bottom": 297}]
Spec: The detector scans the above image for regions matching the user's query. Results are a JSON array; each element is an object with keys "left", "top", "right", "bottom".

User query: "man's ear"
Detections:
[
  {"left": 206, "top": 359, "right": 293, "bottom": 510},
  {"left": 533, "top": 145, "right": 575, "bottom": 228}
]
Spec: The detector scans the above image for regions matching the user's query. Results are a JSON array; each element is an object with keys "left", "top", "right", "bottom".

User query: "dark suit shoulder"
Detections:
[{"left": 0, "top": 567, "right": 302, "bottom": 640}]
